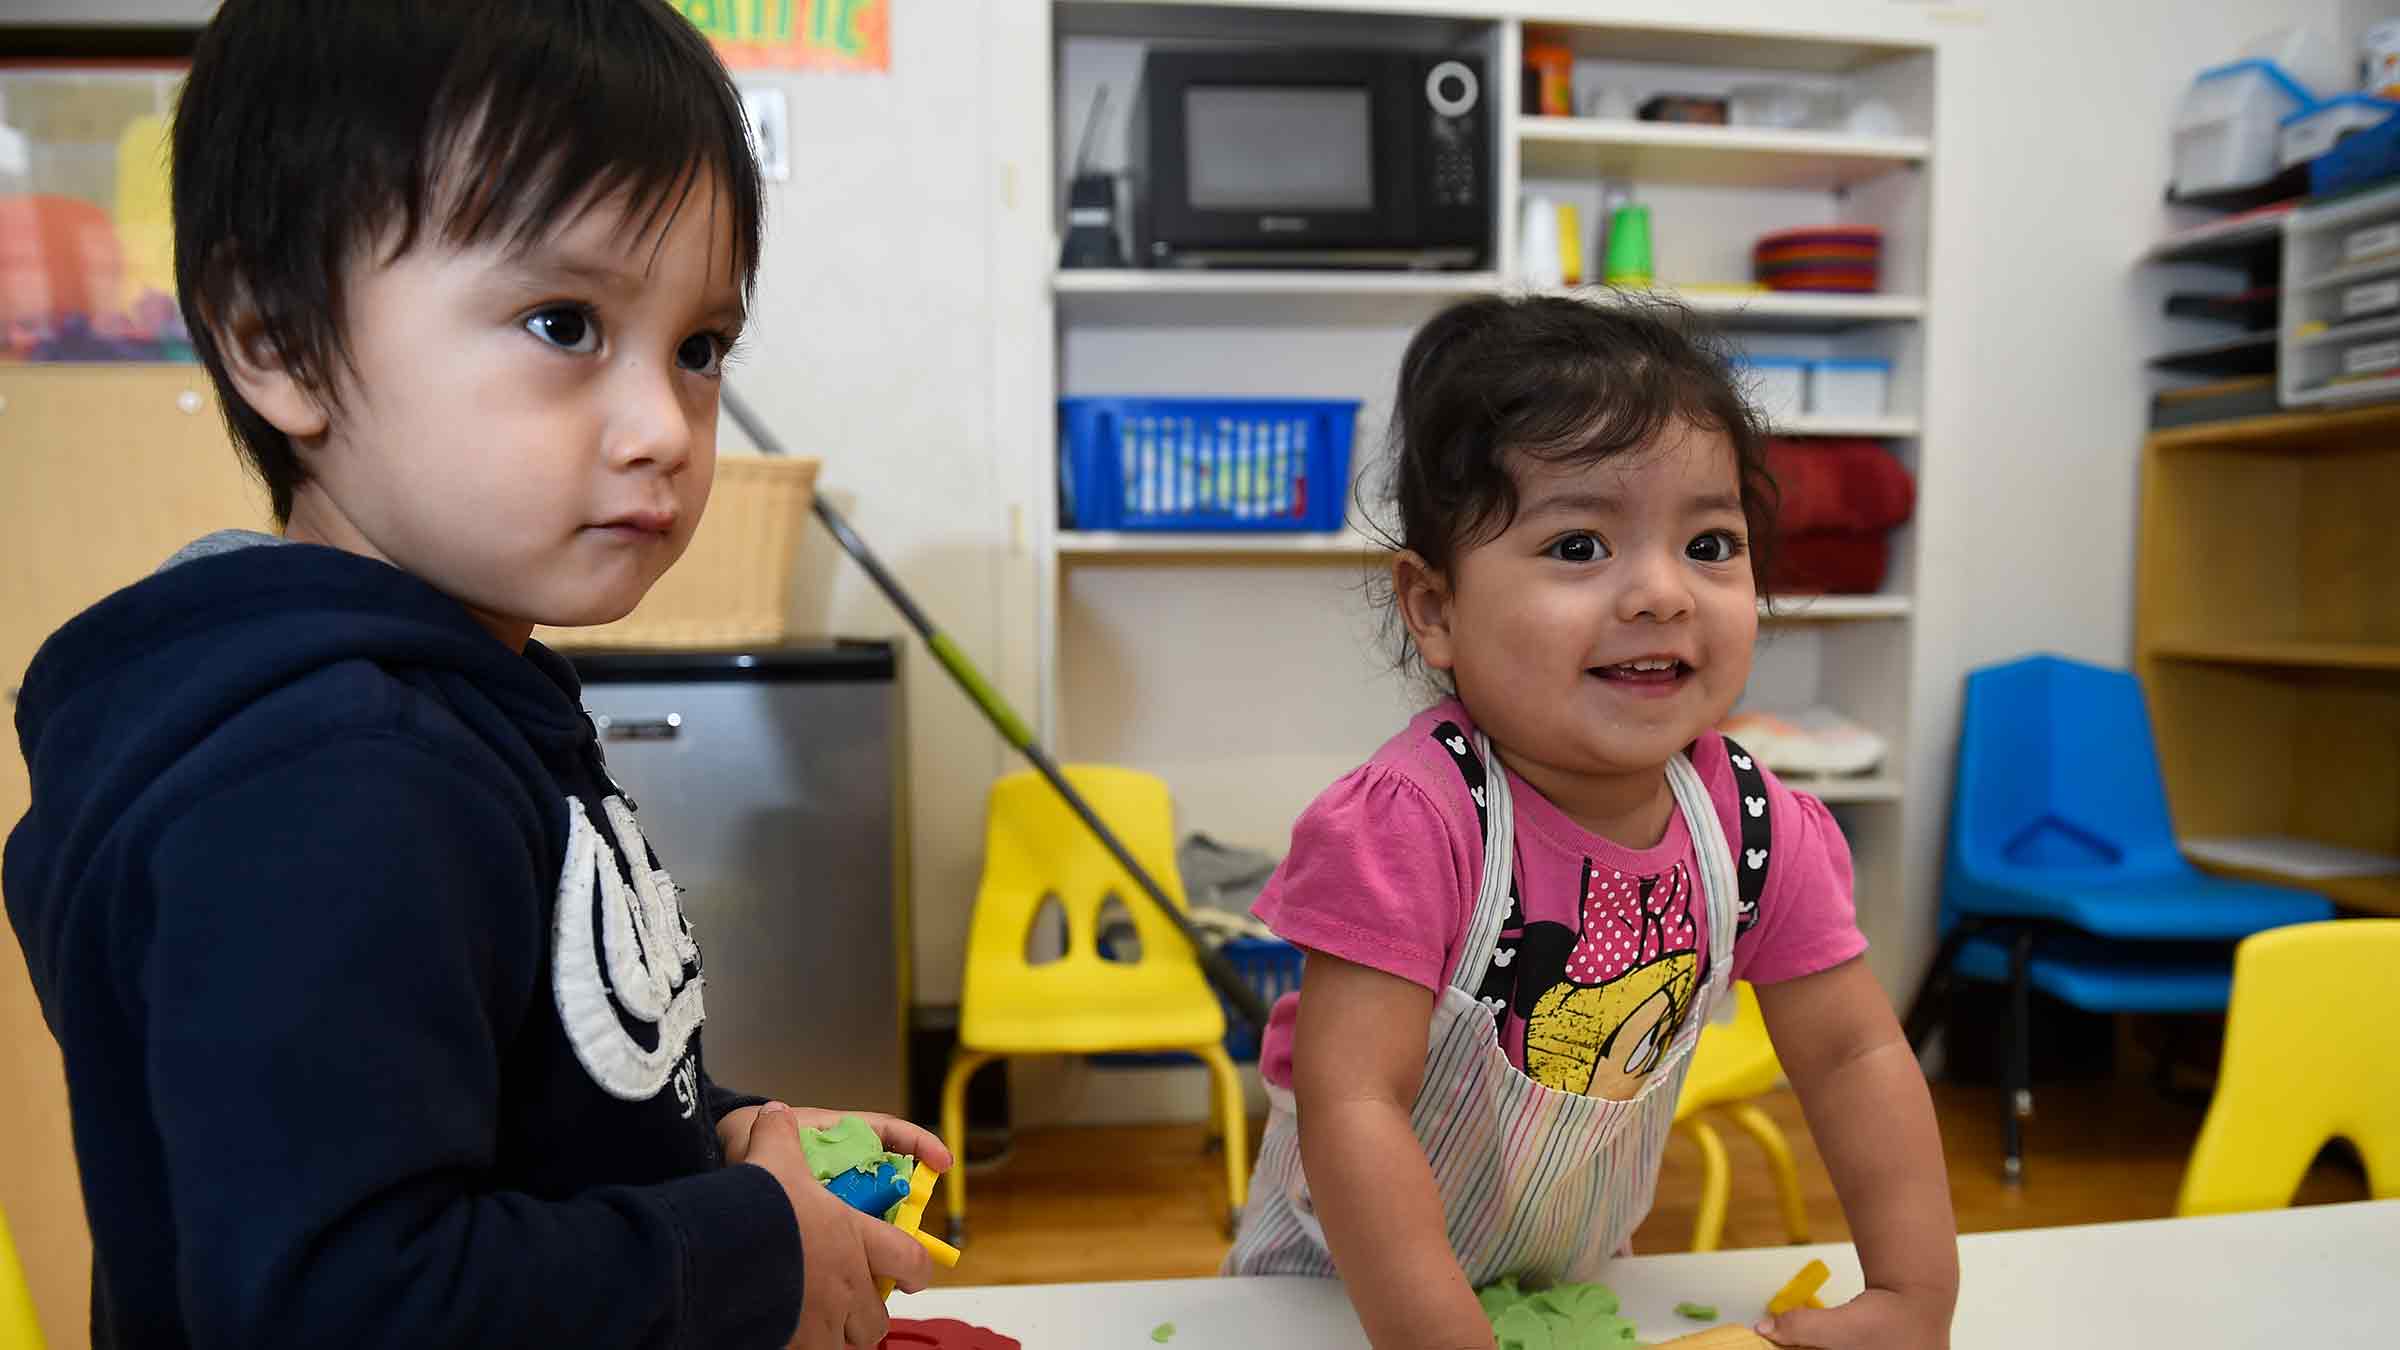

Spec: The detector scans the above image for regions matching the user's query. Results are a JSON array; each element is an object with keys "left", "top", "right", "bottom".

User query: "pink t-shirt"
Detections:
[{"left": 1255, "top": 699, "right": 1865, "bottom": 1098}]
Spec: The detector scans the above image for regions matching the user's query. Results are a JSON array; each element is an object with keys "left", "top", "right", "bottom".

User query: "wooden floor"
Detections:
[{"left": 929, "top": 1074, "right": 2369, "bottom": 1288}]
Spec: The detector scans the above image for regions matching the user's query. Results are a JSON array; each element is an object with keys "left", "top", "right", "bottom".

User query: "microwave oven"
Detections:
[{"left": 1128, "top": 48, "right": 1490, "bottom": 269}]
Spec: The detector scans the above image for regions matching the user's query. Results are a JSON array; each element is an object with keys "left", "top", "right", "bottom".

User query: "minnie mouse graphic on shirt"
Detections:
[{"left": 1509, "top": 861, "right": 1703, "bottom": 1099}]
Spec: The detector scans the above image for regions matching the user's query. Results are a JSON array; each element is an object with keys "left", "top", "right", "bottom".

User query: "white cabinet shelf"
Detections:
[
  {"left": 1661, "top": 289, "right": 1924, "bottom": 329},
  {"left": 1058, "top": 529, "right": 1389, "bottom": 559},
  {"left": 1053, "top": 270, "right": 1502, "bottom": 297},
  {"left": 1763, "top": 593, "right": 1912, "bottom": 620},
  {"left": 1056, "top": 271, "right": 1924, "bottom": 331},
  {"left": 1790, "top": 775, "right": 1905, "bottom": 804},
  {"left": 1519, "top": 117, "right": 1928, "bottom": 190},
  {"left": 1773, "top": 414, "right": 1919, "bottom": 438}
]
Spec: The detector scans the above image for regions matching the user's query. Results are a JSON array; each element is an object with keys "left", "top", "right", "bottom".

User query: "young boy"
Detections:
[{"left": 1, "top": 2, "right": 943, "bottom": 1345}]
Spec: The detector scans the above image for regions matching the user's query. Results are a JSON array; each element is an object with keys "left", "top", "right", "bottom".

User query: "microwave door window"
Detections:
[{"left": 1184, "top": 85, "right": 1374, "bottom": 211}]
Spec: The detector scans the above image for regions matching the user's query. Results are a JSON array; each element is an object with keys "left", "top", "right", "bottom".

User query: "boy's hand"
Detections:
[
  {"left": 1758, "top": 1286, "right": 1952, "bottom": 1350},
  {"left": 741, "top": 1103, "right": 939, "bottom": 1348},
  {"left": 721, "top": 1101, "right": 955, "bottom": 1173}
]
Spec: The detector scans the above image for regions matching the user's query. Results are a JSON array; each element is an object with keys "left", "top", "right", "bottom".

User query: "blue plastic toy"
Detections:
[{"left": 825, "top": 1160, "right": 912, "bottom": 1218}]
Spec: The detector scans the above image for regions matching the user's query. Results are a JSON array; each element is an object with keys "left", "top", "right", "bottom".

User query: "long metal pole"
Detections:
[{"left": 722, "top": 388, "right": 1270, "bottom": 1031}]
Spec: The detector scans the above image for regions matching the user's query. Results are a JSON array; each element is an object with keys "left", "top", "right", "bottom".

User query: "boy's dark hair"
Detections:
[
  {"left": 173, "top": 0, "right": 764, "bottom": 523},
  {"left": 1370, "top": 292, "right": 1780, "bottom": 671}
]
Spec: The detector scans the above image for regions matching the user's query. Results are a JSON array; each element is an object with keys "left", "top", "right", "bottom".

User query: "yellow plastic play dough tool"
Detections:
[
  {"left": 1766, "top": 1258, "right": 1830, "bottom": 1316},
  {"left": 878, "top": 1161, "right": 960, "bottom": 1298}
]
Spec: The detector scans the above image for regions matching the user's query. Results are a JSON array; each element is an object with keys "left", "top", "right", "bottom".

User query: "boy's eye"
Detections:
[
  {"left": 676, "top": 331, "right": 726, "bottom": 376},
  {"left": 525, "top": 306, "right": 598, "bottom": 354},
  {"left": 1688, "top": 530, "right": 1742, "bottom": 563},
  {"left": 1548, "top": 532, "right": 1607, "bottom": 563}
]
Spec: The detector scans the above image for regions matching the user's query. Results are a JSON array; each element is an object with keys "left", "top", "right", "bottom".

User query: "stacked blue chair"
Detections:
[{"left": 1903, "top": 655, "right": 2332, "bottom": 1181}]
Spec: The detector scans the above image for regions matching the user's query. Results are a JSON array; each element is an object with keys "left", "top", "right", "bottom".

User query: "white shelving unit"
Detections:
[
  {"left": 2280, "top": 183, "right": 2400, "bottom": 407},
  {"left": 1033, "top": 2, "right": 1952, "bottom": 1027}
]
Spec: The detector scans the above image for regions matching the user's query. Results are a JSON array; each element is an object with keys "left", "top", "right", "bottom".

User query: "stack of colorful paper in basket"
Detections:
[{"left": 1751, "top": 227, "right": 1882, "bottom": 293}]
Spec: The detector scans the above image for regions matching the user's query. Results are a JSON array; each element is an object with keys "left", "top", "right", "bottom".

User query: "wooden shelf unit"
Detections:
[{"left": 2136, "top": 403, "right": 2400, "bottom": 917}]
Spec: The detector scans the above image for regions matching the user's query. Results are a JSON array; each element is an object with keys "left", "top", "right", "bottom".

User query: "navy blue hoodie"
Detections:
[{"left": 4, "top": 536, "right": 803, "bottom": 1348}]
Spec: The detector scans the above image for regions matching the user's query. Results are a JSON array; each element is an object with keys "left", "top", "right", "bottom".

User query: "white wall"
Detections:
[
  {"left": 723, "top": 4, "right": 1054, "bottom": 1010},
  {"left": 1894, "top": 0, "right": 2398, "bottom": 997}
]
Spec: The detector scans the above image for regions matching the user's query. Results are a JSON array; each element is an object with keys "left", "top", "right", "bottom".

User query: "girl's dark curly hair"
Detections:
[{"left": 1366, "top": 291, "right": 1781, "bottom": 678}]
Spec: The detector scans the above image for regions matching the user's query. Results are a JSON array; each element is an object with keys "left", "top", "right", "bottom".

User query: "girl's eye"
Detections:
[
  {"left": 1688, "top": 530, "right": 1743, "bottom": 563},
  {"left": 1549, "top": 532, "right": 1607, "bottom": 563},
  {"left": 676, "top": 331, "right": 726, "bottom": 376},
  {"left": 525, "top": 306, "right": 598, "bottom": 354}
]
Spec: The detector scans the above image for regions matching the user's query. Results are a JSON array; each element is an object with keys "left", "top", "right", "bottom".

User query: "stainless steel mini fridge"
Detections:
[{"left": 571, "top": 642, "right": 905, "bottom": 1116}]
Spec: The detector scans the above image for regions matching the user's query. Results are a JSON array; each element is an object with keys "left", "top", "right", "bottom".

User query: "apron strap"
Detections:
[
  {"left": 1719, "top": 735, "right": 1771, "bottom": 933},
  {"left": 1664, "top": 752, "right": 1740, "bottom": 982},
  {"left": 1452, "top": 730, "right": 1518, "bottom": 995}
]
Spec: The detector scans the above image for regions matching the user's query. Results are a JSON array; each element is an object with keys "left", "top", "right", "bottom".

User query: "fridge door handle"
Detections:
[{"left": 593, "top": 712, "right": 684, "bottom": 741}]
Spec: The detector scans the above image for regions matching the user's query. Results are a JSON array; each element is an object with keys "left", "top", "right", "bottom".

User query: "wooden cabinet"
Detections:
[
  {"left": 1, "top": 364, "right": 268, "bottom": 1350},
  {"left": 2134, "top": 405, "right": 2400, "bottom": 917}
]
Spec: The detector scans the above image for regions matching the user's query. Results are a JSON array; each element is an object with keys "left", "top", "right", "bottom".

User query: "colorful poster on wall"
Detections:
[{"left": 674, "top": 0, "right": 890, "bottom": 73}]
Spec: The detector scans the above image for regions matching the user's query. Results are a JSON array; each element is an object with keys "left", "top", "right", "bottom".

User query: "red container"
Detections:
[{"left": 1752, "top": 226, "right": 1884, "bottom": 293}]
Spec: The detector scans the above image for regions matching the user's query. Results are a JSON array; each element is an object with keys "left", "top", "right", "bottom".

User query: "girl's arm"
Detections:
[
  {"left": 1293, "top": 953, "right": 1494, "bottom": 1350},
  {"left": 1755, "top": 957, "right": 1959, "bottom": 1349}
]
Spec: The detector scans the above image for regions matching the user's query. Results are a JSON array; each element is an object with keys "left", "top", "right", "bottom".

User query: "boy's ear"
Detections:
[
  {"left": 1394, "top": 550, "right": 1458, "bottom": 672},
  {"left": 211, "top": 294, "right": 329, "bottom": 443}
]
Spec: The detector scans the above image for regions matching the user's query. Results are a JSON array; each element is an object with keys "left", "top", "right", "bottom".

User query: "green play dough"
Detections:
[
  {"left": 1675, "top": 1302, "right": 1718, "bottom": 1322},
  {"left": 797, "top": 1115, "right": 911, "bottom": 1183},
  {"left": 1476, "top": 1276, "right": 1640, "bottom": 1350},
  {"left": 1150, "top": 1322, "right": 1175, "bottom": 1343}
]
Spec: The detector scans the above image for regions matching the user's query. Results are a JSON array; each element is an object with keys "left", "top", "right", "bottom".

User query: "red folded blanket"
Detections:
[{"left": 1762, "top": 439, "right": 1915, "bottom": 594}]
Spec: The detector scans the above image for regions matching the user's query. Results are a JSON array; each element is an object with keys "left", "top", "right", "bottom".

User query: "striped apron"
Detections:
[{"left": 1224, "top": 732, "right": 1738, "bottom": 1286}]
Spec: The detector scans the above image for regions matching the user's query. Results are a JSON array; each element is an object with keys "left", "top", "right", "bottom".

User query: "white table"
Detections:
[{"left": 894, "top": 1199, "right": 2400, "bottom": 1348}]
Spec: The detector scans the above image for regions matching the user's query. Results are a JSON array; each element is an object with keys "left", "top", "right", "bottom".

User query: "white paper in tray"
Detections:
[{"left": 2181, "top": 834, "right": 2400, "bottom": 879}]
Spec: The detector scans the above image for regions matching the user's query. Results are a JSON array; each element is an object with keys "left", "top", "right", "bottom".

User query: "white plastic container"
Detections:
[
  {"left": 1807, "top": 359, "right": 1891, "bottom": 418},
  {"left": 1727, "top": 83, "right": 1841, "bottom": 131},
  {"left": 1738, "top": 357, "right": 1808, "bottom": 425},
  {"left": 1740, "top": 358, "right": 1808, "bottom": 425},
  {"left": 2280, "top": 94, "right": 2399, "bottom": 168},
  {"left": 2368, "top": 19, "right": 2400, "bottom": 98},
  {"left": 2175, "top": 60, "right": 2317, "bottom": 195}
]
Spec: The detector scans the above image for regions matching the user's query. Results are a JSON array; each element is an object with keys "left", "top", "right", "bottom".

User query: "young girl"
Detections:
[{"left": 1224, "top": 296, "right": 1958, "bottom": 1350}]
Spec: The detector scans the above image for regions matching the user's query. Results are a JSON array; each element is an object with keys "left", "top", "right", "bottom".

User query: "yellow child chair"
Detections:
[
  {"left": 940, "top": 766, "right": 1249, "bottom": 1244},
  {"left": 0, "top": 1202, "right": 45, "bottom": 1350},
  {"left": 1671, "top": 981, "right": 1811, "bottom": 1252},
  {"left": 2177, "top": 919, "right": 2400, "bottom": 1216}
]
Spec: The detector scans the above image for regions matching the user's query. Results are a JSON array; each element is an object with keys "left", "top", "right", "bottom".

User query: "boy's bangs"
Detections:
[{"left": 401, "top": 4, "right": 762, "bottom": 288}]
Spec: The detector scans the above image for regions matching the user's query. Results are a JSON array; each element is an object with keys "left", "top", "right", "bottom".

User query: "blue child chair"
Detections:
[{"left": 1903, "top": 655, "right": 2331, "bottom": 1181}]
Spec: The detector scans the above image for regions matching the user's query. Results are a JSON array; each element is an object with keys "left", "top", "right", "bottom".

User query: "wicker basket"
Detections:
[{"left": 537, "top": 454, "right": 820, "bottom": 650}]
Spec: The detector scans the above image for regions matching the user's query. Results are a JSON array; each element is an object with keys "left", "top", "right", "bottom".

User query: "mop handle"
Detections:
[{"left": 722, "top": 390, "right": 1272, "bottom": 1031}]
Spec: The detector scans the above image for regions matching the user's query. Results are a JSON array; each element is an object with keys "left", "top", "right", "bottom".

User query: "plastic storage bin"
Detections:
[
  {"left": 1808, "top": 359, "right": 1892, "bottom": 418},
  {"left": 2281, "top": 94, "right": 2400, "bottom": 168},
  {"left": 1059, "top": 396, "right": 1359, "bottom": 532},
  {"left": 2174, "top": 61, "right": 2317, "bottom": 197},
  {"left": 1736, "top": 357, "right": 1808, "bottom": 425}
]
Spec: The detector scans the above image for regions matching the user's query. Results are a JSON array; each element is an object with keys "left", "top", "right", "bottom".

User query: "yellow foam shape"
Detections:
[
  {"left": 877, "top": 1161, "right": 951, "bottom": 1299},
  {"left": 1766, "top": 1258, "right": 1830, "bottom": 1317}
]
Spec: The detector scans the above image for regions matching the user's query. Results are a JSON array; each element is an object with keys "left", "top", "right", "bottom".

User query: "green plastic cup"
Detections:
[{"left": 1604, "top": 203, "right": 1654, "bottom": 289}]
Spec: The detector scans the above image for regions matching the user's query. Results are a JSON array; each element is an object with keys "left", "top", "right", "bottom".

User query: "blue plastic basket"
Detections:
[
  {"left": 1088, "top": 934, "right": 1305, "bottom": 1066},
  {"left": 1059, "top": 397, "right": 1360, "bottom": 532}
]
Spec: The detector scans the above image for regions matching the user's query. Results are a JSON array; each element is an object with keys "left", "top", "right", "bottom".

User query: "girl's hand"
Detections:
[{"left": 1757, "top": 1285, "right": 1951, "bottom": 1349}]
